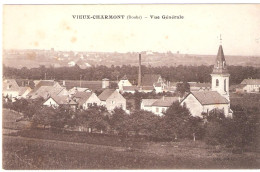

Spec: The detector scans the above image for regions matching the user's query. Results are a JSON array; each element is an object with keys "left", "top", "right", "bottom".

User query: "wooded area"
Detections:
[{"left": 3, "top": 65, "right": 260, "bottom": 85}]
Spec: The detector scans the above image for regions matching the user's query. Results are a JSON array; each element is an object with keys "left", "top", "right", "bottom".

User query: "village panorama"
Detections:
[{"left": 2, "top": 43, "right": 260, "bottom": 169}]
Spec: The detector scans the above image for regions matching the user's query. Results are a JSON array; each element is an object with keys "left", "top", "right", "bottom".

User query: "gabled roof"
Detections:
[
  {"left": 73, "top": 92, "right": 93, "bottom": 106},
  {"left": 29, "top": 86, "right": 65, "bottom": 99},
  {"left": 154, "top": 83, "right": 161, "bottom": 87},
  {"left": 141, "top": 99, "right": 158, "bottom": 107},
  {"left": 142, "top": 74, "right": 161, "bottom": 86},
  {"left": 122, "top": 86, "right": 138, "bottom": 91},
  {"left": 58, "top": 80, "right": 102, "bottom": 91},
  {"left": 73, "top": 91, "right": 92, "bottom": 98},
  {"left": 28, "top": 80, "right": 56, "bottom": 96},
  {"left": 141, "top": 86, "right": 154, "bottom": 91},
  {"left": 188, "top": 82, "right": 211, "bottom": 88},
  {"left": 121, "top": 75, "right": 128, "bottom": 80},
  {"left": 98, "top": 89, "right": 116, "bottom": 101},
  {"left": 152, "top": 97, "right": 179, "bottom": 107},
  {"left": 15, "top": 79, "right": 35, "bottom": 89},
  {"left": 18, "top": 87, "right": 30, "bottom": 96},
  {"left": 188, "top": 91, "right": 229, "bottom": 105},
  {"left": 241, "top": 79, "right": 260, "bottom": 85},
  {"left": 49, "top": 95, "right": 77, "bottom": 105},
  {"left": 3, "top": 79, "right": 20, "bottom": 92}
]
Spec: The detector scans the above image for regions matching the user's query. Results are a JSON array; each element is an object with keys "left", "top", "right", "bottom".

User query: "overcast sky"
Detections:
[{"left": 3, "top": 4, "right": 260, "bottom": 56}]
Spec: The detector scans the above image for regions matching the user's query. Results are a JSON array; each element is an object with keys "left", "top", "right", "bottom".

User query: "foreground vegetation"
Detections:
[
  {"left": 3, "top": 134, "right": 259, "bottom": 169},
  {"left": 3, "top": 92, "right": 260, "bottom": 169}
]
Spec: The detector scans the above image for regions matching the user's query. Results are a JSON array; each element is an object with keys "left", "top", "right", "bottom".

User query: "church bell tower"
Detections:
[{"left": 211, "top": 38, "right": 230, "bottom": 101}]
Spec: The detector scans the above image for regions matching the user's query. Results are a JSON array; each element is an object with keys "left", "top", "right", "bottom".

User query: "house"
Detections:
[
  {"left": 236, "top": 79, "right": 260, "bottom": 93},
  {"left": 118, "top": 75, "right": 133, "bottom": 91},
  {"left": 188, "top": 82, "right": 211, "bottom": 91},
  {"left": 181, "top": 91, "right": 230, "bottom": 117},
  {"left": 154, "top": 82, "right": 163, "bottom": 93},
  {"left": 68, "top": 87, "right": 91, "bottom": 96},
  {"left": 43, "top": 95, "right": 77, "bottom": 110},
  {"left": 18, "top": 87, "right": 32, "bottom": 99},
  {"left": 138, "top": 86, "right": 154, "bottom": 93},
  {"left": 98, "top": 89, "right": 126, "bottom": 111},
  {"left": 121, "top": 86, "right": 138, "bottom": 94},
  {"left": 15, "top": 79, "right": 35, "bottom": 89},
  {"left": 141, "top": 96, "right": 179, "bottom": 116},
  {"left": 72, "top": 91, "right": 101, "bottom": 109},
  {"left": 28, "top": 86, "right": 68, "bottom": 99},
  {"left": 141, "top": 99, "right": 159, "bottom": 112},
  {"left": 3, "top": 79, "right": 20, "bottom": 101},
  {"left": 27, "top": 80, "right": 61, "bottom": 98},
  {"left": 58, "top": 79, "right": 108, "bottom": 92},
  {"left": 181, "top": 44, "right": 232, "bottom": 118}
]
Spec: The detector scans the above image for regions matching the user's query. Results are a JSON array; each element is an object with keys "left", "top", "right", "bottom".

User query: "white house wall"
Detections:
[
  {"left": 106, "top": 91, "right": 126, "bottom": 111},
  {"left": 118, "top": 80, "right": 132, "bottom": 90},
  {"left": 83, "top": 93, "right": 102, "bottom": 109},
  {"left": 43, "top": 98, "right": 59, "bottom": 107},
  {"left": 181, "top": 94, "right": 204, "bottom": 117}
]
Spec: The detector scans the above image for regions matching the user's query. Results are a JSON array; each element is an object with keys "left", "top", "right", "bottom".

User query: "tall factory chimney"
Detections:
[{"left": 138, "top": 54, "right": 142, "bottom": 87}]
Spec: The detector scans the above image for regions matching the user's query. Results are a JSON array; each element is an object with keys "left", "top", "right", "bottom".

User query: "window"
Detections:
[
  {"left": 217, "top": 61, "right": 219, "bottom": 68},
  {"left": 216, "top": 79, "right": 219, "bottom": 87},
  {"left": 224, "top": 79, "right": 226, "bottom": 92}
]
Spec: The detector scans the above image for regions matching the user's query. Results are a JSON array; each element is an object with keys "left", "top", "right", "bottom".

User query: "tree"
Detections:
[
  {"left": 162, "top": 102, "right": 195, "bottom": 140},
  {"left": 128, "top": 110, "right": 159, "bottom": 136},
  {"left": 76, "top": 105, "right": 109, "bottom": 133},
  {"left": 32, "top": 106, "right": 56, "bottom": 129},
  {"left": 109, "top": 107, "right": 130, "bottom": 136},
  {"left": 176, "top": 82, "right": 190, "bottom": 96}
]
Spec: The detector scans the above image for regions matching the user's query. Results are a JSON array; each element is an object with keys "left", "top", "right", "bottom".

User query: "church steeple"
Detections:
[
  {"left": 212, "top": 45, "right": 229, "bottom": 74},
  {"left": 211, "top": 39, "right": 230, "bottom": 101}
]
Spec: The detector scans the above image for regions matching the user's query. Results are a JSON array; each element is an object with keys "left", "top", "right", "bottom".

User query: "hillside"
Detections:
[{"left": 3, "top": 49, "right": 260, "bottom": 69}]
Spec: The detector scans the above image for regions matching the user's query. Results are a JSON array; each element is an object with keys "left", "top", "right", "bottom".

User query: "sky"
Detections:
[{"left": 3, "top": 4, "right": 260, "bottom": 56}]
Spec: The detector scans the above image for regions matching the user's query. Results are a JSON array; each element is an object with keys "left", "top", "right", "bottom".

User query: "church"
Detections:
[{"left": 180, "top": 43, "right": 233, "bottom": 118}]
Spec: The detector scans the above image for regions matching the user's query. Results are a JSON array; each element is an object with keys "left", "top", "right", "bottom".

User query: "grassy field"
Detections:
[
  {"left": 3, "top": 135, "right": 259, "bottom": 169},
  {"left": 2, "top": 108, "right": 260, "bottom": 169}
]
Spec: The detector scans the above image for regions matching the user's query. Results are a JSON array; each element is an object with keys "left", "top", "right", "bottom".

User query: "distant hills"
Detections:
[{"left": 3, "top": 49, "right": 260, "bottom": 69}]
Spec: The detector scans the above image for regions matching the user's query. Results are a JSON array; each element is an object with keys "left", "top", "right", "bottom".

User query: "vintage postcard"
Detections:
[{"left": 2, "top": 4, "right": 260, "bottom": 169}]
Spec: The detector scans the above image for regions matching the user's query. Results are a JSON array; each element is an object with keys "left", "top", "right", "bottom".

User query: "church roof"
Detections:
[
  {"left": 212, "top": 45, "right": 229, "bottom": 75},
  {"left": 189, "top": 91, "right": 229, "bottom": 105}
]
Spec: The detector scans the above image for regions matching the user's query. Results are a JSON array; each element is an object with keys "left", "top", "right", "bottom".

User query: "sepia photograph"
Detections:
[{"left": 2, "top": 3, "right": 260, "bottom": 169}]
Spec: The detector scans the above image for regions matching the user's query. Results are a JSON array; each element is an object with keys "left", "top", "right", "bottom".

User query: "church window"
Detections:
[
  {"left": 216, "top": 79, "right": 219, "bottom": 86},
  {"left": 224, "top": 79, "right": 226, "bottom": 92},
  {"left": 217, "top": 61, "right": 219, "bottom": 68}
]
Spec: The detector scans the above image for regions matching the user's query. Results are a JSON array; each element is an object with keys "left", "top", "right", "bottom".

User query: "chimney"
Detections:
[{"left": 138, "top": 54, "right": 142, "bottom": 87}]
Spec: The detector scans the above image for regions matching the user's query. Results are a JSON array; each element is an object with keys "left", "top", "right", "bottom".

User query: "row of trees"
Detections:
[
  {"left": 4, "top": 97, "right": 259, "bottom": 151},
  {"left": 3, "top": 64, "right": 260, "bottom": 85}
]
